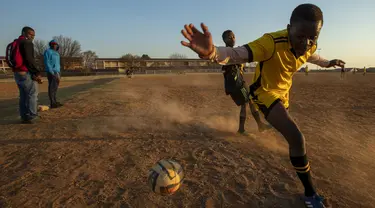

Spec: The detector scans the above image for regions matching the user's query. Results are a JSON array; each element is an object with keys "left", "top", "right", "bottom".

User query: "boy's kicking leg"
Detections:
[
  {"left": 249, "top": 100, "right": 272, "bottom": 132},
  {"left": 264, "top": 101, "right": 326, "bottom": 207},
  {"left": 237, "top": 99, "right": 271, "bottom": 135},
  {"left": 238, "top": 104, "right": 247, "bottom": 134}
]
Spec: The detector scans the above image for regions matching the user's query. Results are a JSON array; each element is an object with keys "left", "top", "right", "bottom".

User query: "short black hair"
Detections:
[
  {"left": 290, "top": 4, "right": 323, "bottom": 25},
  {"left": 21, "top": 26, "right": 34, "bottom": 35},
  {"left": 222, "top": 30, "right": 233, "bottom": 40}
]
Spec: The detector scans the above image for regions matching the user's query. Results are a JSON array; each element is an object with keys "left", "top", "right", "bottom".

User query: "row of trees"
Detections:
[
  {"left": 34, "top": 35, "right": 98, "bottom": 69},
  {"left": 119, "top": 53, "right": 187, "bottom": 60},
  {"left": 34, "top": 35, "right": 189, "bottom": 70}
]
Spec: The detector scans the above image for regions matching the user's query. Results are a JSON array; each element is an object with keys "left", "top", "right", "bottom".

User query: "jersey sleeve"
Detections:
[
  {"left": 215, "top": 46, "right": 249, "bottom": 65},
  {"left": 245, "top": 34, "right": 275, "bottom": 62}
]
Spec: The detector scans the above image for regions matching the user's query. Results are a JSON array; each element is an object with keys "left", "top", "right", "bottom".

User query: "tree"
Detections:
[
  {"left": 50, "top": 35, "right": 82, "bottom": 70},
  {"left": 169, "top": 53, "right": 187, "bottom": 59},
  {"left": 141, "top": 54, "right": 151, "bottom": 59},
  {"left": 33, "top": 39, "right": 48, "bottom": 70},
  {"left": 82, "top": 50, "right": 98, "bottom": 69},
  {"left": 34, "top": 39, "right": 48, "bottom": 57},
  {"left": 121, "top": 53, "right": 140, "bottom": 60},
  {"left": 52, "top": 35, "right": 82, "bottom": 57}
]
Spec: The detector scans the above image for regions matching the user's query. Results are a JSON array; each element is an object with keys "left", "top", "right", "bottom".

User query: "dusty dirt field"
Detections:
[{"left": 0, "top": 73, "right": 374, "bottom": 208}]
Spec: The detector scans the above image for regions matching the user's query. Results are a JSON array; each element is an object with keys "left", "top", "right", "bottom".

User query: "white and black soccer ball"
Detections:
[{"left": 148, "top": 159, "right": 184, "bottom": 195}]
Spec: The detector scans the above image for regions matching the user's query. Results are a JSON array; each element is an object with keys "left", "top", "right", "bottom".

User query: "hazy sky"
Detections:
[{"left": 1, "top": 0, "right": 374, "bottom": 67}]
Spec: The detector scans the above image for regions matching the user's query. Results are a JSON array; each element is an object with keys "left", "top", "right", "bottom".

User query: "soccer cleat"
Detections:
[{"left": 304, "top": 194, "right": 327, "bottom": 208}]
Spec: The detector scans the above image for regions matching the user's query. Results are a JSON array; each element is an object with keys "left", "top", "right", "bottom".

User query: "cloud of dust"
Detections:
[
  {"left": 77, "top": 85, "right": 194, "bottom": 136},
  {"left": 121, "top": 90, "right": 142, "bottom": 100},
  {"left": 188, "top": 74, "right": 217, "bottom": 87},
  {"left": 200, "top": 115, "right": 238, "bottom": 133},
  {"left": 156, "top": 101, "right": 193, "bottom": 123},
  {"left": 76, "top": 81, "right": 244, "bottom": 137},
  {"left": 169, "top": 73, "right": 220, "bottom": 88},
  {"left": 255, "top": 132, "right": 289, "bottom": 155},
  {"left": 75, "top": 75, "right": 288, "bottom": 157},
  {"left": 147, "top": 86, "right": 193, "bottom": 130}
]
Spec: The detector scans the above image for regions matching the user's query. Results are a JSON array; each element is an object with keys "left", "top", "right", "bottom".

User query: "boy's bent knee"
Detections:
[{"left": 266, "top": 101, "right": 306, "bottom": 156}]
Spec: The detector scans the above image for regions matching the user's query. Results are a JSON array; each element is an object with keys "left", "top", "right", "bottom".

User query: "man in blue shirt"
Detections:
[{"left": 44, "top": 40, "right": 63, "bottom": 108}]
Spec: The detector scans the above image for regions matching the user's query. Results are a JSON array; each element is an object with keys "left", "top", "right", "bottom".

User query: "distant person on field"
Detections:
[
  {"left": 6, "top": 26, "right": 42, "bottom": 124},
  {"left": 305, "top": 65, "right": 309, "bottom": 76},
  {"left": 363, "top": 66, "right": 367, "bottom": 76},
  {"left": 221, "top": 30, "right": 271, "bottom": 134},
  {"left": 126, "top": 67, "right": 134, "bottom": 78},
  {"left": 44, "top": 40, "right": 63, "bottom": 108}
]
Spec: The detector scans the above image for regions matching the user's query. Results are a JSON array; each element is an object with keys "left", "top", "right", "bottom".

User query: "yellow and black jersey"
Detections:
[{"left": 244, "top": 29, "right": 317, "bottom": 109}]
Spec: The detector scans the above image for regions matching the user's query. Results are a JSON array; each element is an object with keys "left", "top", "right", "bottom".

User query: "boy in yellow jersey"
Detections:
[
  {"left": 221, "top": 30, "right": 271, "bottom": 134},
  {"left": 363, "top": 66, "right": 367, "bottom": 76},
  {"left": 180, "top": 3, "right": 345, "bottom": 208}
]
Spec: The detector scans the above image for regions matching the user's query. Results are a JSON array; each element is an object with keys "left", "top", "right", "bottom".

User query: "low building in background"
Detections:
[
  {"left": 94, "top": 58, "right": 221, "bottom": 70},
  {"left": 0, "top": 56, "right": 10, "bottom": 73},
  {"left": 0, "top": 56, "right": 372, "bottom": 74}
]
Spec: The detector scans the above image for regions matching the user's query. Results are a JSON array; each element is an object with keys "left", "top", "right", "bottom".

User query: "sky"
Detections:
[{"left": 0, "top": 0, "right": 374, "bottom": 67}]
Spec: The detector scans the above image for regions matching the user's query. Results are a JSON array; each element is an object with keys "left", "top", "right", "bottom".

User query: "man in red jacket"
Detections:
[{"left": 13, "top": 26, "right": 42, "bottom": 124}]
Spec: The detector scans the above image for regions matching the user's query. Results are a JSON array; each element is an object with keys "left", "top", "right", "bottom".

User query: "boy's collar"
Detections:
[{"left": 286, "top": 31, "right": 298, "bottom": 58}]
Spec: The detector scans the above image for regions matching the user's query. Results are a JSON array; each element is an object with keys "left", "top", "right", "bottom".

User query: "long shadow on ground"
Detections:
[{"left": 0, "top": 77, "right": 119, "bottom": 121}]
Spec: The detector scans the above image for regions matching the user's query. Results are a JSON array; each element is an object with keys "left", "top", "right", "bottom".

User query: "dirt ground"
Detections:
[{"left": 0, "top": 73, "right": 374, "bottom": 208}]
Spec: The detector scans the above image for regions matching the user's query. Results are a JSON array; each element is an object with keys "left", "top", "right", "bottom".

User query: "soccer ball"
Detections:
[
  {"left": 38, "top": 105, "right": 49, "bottom": 112},
  {"left": 148, "top": 159, "right": 184, "bottom": 195}
]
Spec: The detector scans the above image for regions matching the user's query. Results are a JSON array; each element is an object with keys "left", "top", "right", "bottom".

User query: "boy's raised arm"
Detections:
[
  {"left": 307, "top": 53, "right": 346, "bottom": 68},
  {"left": 181, "top": 23, "right": 274, "bottom": 65},
  {"left": 212, "top": 46, "right": 250, "bottom": 65}
]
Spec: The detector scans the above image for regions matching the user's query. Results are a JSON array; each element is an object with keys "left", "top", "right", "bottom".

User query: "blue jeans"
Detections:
[{"left": 14, "top": 72, "right": 38, "bottom": 120}]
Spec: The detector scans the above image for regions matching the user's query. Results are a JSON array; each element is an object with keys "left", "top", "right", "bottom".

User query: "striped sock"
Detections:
[{"left": 290, "top": 155, "right": 316, "bottom": 197}]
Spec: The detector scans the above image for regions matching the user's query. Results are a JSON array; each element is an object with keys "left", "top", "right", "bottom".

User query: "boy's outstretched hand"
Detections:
[
  {"left": 327, "top": 59, "right": 346, "bottom": 68},
  {"left": 181, "top": 23, "right": 214, "bottom": 59}
]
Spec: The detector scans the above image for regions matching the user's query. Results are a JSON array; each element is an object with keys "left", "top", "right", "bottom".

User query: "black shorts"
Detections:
[
  {"left": 254, "top": 98, "right": 289, "bottom": 119},
  {"left": 227, "top": 84, "right": 250, "bottom": 106}
]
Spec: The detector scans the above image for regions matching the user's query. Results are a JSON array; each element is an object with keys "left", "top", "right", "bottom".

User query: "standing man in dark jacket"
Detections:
[
  {"left": 44, "top": 40, "right": 63, "bottom": 108},
  {"left": 13, "top": 26, "right": 42, "bottom": 124}
]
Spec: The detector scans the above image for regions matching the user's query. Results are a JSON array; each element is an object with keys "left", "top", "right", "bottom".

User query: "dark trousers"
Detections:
[{"left": 47, "top": 73, "right": 60, "bottom": 105}]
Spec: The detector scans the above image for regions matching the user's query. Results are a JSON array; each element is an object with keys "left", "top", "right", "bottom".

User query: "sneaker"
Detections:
[
  {"left": 51, "top": 103, "right": 63, "bottom": 108},
  {"left": 21, "top": 116, "right": 40, "bottom": 124},
  {"left": 304, "top": 194, "right": 327, "bottom": 208}
]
